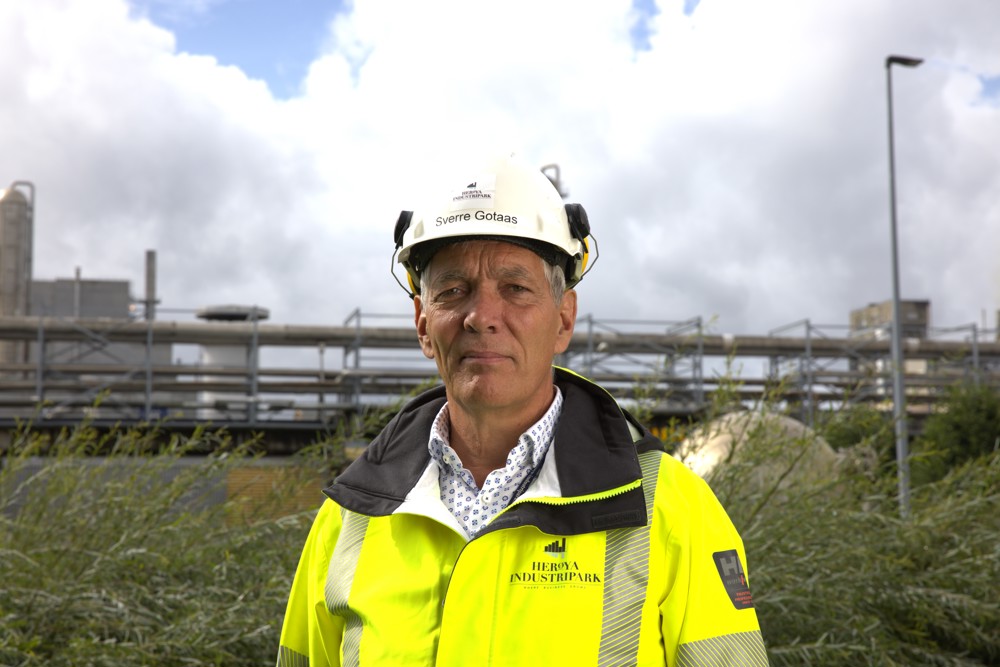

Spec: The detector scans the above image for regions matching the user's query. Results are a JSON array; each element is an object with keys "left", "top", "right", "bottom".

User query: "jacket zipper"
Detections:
[{"left": 500, "top": 477, "right": 642, "bottom": 511}]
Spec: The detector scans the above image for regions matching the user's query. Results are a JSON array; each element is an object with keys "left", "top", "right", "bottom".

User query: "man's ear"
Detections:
[
  {"left": 554, "top": 289, "right": 577, "bottom": 354},
  {"left": 414, "top": 295, "right": 435, "bottom": 359}
]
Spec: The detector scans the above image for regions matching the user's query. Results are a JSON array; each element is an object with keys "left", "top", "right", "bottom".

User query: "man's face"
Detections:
[{"left": 414, "top": 240, "right": 577, "bottom": 420}]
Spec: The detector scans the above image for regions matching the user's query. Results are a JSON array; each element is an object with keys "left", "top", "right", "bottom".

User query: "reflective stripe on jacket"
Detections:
[{"left": 277, "top": 368, "right": 768, "bottom": 666}]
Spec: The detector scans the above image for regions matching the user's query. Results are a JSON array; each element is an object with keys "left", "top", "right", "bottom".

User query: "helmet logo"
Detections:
[{"left": 450, "top": 173, "right": 497, "bottom": 210}]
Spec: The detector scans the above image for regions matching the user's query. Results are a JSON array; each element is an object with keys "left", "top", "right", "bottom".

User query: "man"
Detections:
[{"left": 277, "top": 155, "right": 768, "bottom": 666}]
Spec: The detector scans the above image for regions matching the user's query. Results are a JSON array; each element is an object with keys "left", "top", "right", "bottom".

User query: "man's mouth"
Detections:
[{"left": 461, "top": 351, "right": 509, "bottom": 364}]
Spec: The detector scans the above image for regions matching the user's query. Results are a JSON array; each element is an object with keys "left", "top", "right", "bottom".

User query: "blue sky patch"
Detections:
[
  {"left": 630, "top": 0, "right": 661, "bottom": 51},
  {"left": 129, "top": 0, "right": 346, "bottom": 98},
  {"left": 980, "top": 74, "right": 1000, "bottom": 104}
]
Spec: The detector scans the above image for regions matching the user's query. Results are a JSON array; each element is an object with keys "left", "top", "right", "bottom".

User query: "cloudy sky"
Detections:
[{"left": 2, "top": 0, "right": 999, "bottom": 341}]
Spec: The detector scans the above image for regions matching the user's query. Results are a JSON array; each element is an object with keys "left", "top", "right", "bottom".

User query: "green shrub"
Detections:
[
  {"left": 0, "top": 421, "right": 321, "bottom": 667},
  {"left": 817, "top": 402, "right": 894, "bottom": 456},
  {"left": 913, "top": 383, "right": 1000, "bottom": 485},
  {"left": 714, "top": 415, "right": 1000, "bottom": 666},
  {"left": 2, "top": 384, "right": 999, "bottom": 666}
]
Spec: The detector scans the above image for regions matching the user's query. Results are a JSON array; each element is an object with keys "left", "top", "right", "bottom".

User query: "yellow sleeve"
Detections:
[
  {"left": 277, "top": 499, "right": 345, "bottom": 667},
  {"left": 655, "top": 457, "right": 768, "bottom": 666}
]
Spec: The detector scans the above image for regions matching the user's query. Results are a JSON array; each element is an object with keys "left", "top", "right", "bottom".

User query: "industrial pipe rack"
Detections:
[{"left": 0, "top": 311, "right": 997, "bottom": 434}]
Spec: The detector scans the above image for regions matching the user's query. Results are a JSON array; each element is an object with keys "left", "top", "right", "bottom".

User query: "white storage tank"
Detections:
[
  {"left": 0, "top": 182, "right": 34, "bottom": 370},
  {"left": 196, "top": 304, "right": 270, "bottom": 420}
]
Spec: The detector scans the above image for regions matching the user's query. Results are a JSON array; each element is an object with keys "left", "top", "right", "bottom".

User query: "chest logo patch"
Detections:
[{"left": 507, "top": 538, "right": 603, "bottom": 588}]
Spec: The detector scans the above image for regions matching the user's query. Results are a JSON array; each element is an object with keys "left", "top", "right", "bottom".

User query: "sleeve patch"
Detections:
[{"left": 712, "top": 549, "right": 755, "bottom": 609}]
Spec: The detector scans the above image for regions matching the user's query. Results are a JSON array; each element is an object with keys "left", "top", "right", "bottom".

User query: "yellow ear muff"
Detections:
[{"left": 564, "top": 203, "right": 592, "bottom": 287}]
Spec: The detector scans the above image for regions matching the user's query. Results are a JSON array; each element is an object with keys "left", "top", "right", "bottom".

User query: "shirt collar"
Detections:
[{"left": 427, "top": 386, "right": 564, "bottom": 475}]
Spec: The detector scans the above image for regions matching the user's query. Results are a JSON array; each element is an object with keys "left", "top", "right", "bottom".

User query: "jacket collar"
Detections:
[{"left": 326, "top": 368, "right": 654, "bottom": 523}]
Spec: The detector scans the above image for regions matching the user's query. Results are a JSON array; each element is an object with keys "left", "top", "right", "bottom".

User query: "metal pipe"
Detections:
[
  {"left": 248, "top": 307, "right": 260, "bottom": 425},
  {"left": 144, "top": 250, "right": 157, "bottom": 321},
  {"left": 694, "top": 317, "right": 704, "bottom": 406},
  {"left": 972, "top": 323, "right": 980, "bottom": 385},
  {"left": 143, "top": 251, "right": 156, "bottom": 418},
  {"left": 805, "top": 320, "right": 813, "bottom": 427},
  {"left": 35, "top": 315, "right": 44, "bottom": 402},
  {"left": 73, "top": 267, "right": 81, "bottom": 318},
  {"left": 145, "top": 316, "right": 154, "bottom": 419}
]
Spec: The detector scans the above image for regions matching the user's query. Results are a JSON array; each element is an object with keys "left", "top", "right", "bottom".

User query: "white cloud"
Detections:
[{"left": 0, "top": 0, "right": 998, "bottom": 341}]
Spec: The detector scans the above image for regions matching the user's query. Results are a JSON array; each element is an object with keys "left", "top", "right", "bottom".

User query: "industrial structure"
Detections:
[
  {"left": 2, "top": 180, "right": 1000, "bottom": 452},
  {"left": 0, "top": 303, "right": 997, "bottom": 447}
]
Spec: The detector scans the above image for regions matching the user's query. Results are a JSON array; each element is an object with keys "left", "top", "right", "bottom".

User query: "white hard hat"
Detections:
[{"left": 393, "top": 154, "right": 593, "bottom": 296}]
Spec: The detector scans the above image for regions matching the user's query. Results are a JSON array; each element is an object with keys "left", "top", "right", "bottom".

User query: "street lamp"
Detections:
[{"left": 885, "top": 54, "right": 922, "bottom": 519}]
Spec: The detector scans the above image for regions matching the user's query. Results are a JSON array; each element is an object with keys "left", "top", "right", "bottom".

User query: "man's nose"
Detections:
[{"left": 463, "top": 288, "right": 502, "bottom": 333}]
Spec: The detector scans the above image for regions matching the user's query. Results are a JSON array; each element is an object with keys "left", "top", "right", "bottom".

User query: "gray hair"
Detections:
[{"left": 419, "top": 244, "right": 567, "bottom": 303}]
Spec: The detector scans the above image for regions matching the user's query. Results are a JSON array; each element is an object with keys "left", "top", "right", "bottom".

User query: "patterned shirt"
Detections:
[{"left": 428, "top": 387, "right": 564, "bottom": 538}]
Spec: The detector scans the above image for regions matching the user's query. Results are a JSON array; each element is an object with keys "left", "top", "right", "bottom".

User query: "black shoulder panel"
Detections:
[{"left": 325, "top": 385, "right": 447, "bottom": 516}]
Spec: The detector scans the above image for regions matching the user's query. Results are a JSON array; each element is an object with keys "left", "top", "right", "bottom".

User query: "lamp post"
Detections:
[{"left": 886, "top": 54, "right": 922, "bottom": 519}]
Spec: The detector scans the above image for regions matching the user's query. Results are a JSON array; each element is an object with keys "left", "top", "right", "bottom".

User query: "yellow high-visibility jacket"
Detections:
[{"left": 277, "top": 369, "right": 768, "bottom": 666}]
